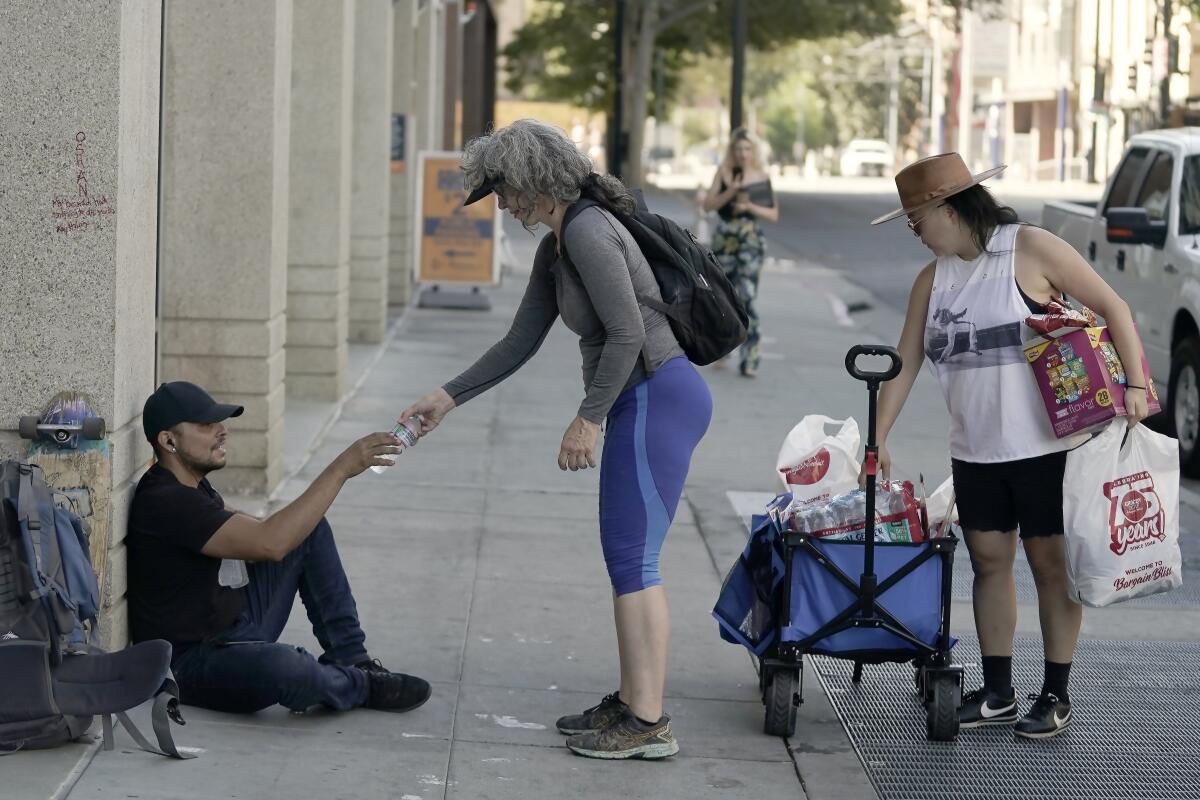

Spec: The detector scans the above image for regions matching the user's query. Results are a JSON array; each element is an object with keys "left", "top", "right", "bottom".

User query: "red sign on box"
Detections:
[{"left": 1024, "top": 327, "right": 1161, "bottom": 438}]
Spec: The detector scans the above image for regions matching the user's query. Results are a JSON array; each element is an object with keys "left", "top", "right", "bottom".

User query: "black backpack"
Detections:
[
  {"left": 562, "top": 192, "right": 749, "bottom": 365},
  {"left": 0, "top": 461, "right": 193, "bottom": 758}
]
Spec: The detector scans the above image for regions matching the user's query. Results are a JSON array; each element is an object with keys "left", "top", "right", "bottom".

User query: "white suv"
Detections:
[
  {"left": 839, "top": 139, "right": 892, "bottom": 177},
  {"left": 1045, "top": 128, "right": 1200, "bottom": 474}
]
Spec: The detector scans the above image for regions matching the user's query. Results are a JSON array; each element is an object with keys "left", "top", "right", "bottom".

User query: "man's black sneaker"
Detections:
[
  {"left": 356, "top": 660, "right": 431, "bottom": 712},
  {"left": 355, "top": 657, "right": 390, "bottom": 674},
  {"left": 1014, "top": 693, "right": 1072, "bottom": 740},
  {"left": 958, "top": 687, "right": 1019, "bottom": 728},
  {"left": 556, "top": 692, "right": 627, "bottom": 735},
  {"left": 565, "top": 708, "right": 679, "bottom": 760}
]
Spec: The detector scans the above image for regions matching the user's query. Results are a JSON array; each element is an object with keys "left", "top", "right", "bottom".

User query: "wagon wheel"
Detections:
[
  {"left": 926, "top": 673, "right": 961, "bottom": 741},
  {"left": 763, "top": 666, "right": 800, "bottom": 737}
]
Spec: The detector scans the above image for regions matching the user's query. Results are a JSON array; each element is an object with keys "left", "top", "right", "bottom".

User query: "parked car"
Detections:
[
  {"left": 839, "top": 139, "right": 893, "bottom": 177},
  {"left": 644, "top": 145, "right": 676, "bottom": 175},
  {"left": 1043, "top": 127, "right": 1200, "bottom": 475}
]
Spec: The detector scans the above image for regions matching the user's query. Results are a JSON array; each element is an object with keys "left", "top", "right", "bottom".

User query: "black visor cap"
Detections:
[
  {"left": 463, "top": 174, "right": 502, "bottom": 207},
  {"left": 142, "top": 381, "right": 245, "bottom": 443}
]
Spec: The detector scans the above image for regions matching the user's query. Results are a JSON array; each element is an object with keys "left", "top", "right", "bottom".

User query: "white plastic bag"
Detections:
[
  {"left": 1063, "top": 422, "right": 1182, "bottom": 607},
  {"left": 775, "top": 415, "right": 860, "bottom": 505},
  {"left": 925, "top": 476, "right": 959, "bottom": 539}
]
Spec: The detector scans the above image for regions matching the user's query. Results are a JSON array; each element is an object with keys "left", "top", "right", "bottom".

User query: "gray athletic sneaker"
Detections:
[
  {"left": 565, "top": 708, "right": 679, "bottom": 760},
  {"left": 555, "top": 692, "right": 627, "bottom": 735}
]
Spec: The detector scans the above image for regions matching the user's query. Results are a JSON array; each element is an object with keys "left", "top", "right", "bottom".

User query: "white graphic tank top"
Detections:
[{"left": 924, "top": 224, "right": 1078, "bottom": 463}]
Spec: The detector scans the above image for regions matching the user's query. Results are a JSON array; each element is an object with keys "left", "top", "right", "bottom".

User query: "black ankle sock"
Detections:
[
  {"left": 1042, "top": 660, "right": 1072, "bottom": 703},
  {"left": 633, "top": 714, "right": 662, "bottom": 729},
  {"left": 981, "top": 656, "right": 1013, "bottom": 697}
]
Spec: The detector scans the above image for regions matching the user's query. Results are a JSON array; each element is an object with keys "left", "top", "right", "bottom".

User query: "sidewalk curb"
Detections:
[{"left": 49, "top": 739, "right": 100, "bottom": 800}]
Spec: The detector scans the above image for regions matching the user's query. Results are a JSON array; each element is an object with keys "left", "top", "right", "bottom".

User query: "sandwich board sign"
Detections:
[{"left": 414, "top": 150, "right": 500, "bottom": 309}]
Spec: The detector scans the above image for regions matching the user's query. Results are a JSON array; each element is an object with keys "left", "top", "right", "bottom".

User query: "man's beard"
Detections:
[{"left": 180, "top": 451, "right": 225, "bottom": 476}]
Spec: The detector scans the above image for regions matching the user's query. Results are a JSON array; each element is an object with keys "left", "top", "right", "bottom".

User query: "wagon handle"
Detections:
[{"left": 845, "top": 344, "right": 903, "bottom": 386}]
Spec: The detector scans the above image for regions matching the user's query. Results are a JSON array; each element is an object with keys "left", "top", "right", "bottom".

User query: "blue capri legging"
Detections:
[{"left": 599, "top": 356, "right": 713, "bottom": 596}]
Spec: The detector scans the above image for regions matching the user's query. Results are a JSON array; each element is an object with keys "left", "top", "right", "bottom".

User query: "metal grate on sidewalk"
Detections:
[
  {"left": 812, "top": 636, "right": 1200, "bottom": 800},
  {"left": 949, "top": 549, "right": 1200, "bottom": 608}
]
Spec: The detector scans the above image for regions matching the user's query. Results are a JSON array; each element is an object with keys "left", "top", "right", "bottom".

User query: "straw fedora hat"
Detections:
[{"left": 870, "top": 152, "right": 1006, "bottom": 225}]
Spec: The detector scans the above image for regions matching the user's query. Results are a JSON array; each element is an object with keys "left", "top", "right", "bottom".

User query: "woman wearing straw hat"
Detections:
[{"left": 869, "top": 153, "right": 1150, "bottom": 739}]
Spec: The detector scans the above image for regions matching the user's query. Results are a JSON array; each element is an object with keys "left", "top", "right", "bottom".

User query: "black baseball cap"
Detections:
[
  {"left": 142, "top": 381, "right": 244, "bottom": 444},
  {"left": 463, "top": 173, "right": 503, "bottom": 206}
]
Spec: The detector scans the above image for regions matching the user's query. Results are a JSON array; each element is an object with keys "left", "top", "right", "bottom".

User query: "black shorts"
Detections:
[{"left": 950, "top": 450, "right": 1068, "bottom": 538}]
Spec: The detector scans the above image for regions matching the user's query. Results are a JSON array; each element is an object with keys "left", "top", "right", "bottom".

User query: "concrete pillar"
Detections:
[
  {"left": 286, "top": 0, "right": 354, "bottom": 400},
  {"left": 442, "top": 1, "right": 462, "bottom": 151},
  {"left": 349, "top": 0, "right": 395, "bottom": 344},
  {"left": 0, "top": 0, "right": 161, "bottom": 648},
  {"left": 389, "top": 3, "right": 419, "bottom": 307},
  {"left": 390, "top": 1, "right": 446, "bottom": 307},
  {"left": 159, "top": 0, "right": 292, "bottom": 495}
]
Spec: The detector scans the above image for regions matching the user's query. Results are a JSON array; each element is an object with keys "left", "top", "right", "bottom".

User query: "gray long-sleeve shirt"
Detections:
[{"left": 442, "top": 205, "right": 684, "bottom": 423}]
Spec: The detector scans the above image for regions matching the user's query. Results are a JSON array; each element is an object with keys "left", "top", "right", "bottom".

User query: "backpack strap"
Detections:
[
  {"left": 560, "top": 197, "right": 600, "bottom": 240},
  {"left": 16, "top": 466, "right": 52, "bottom": 602},
  {"left": 104, "top": 679, "right": 196, "bottom": 760},
  {"left": 560, "top": 198, "right": 674, "bottom": 315}
]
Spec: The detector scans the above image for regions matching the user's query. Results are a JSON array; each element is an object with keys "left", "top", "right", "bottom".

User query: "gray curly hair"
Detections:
[{"left": 461, "top": 119, "right": 634, "bottom": 228}]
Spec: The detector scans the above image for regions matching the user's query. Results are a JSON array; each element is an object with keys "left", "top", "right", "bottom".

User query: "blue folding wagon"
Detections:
[{"left": 757, "top": 346, "right": 964, "bottom": 741}]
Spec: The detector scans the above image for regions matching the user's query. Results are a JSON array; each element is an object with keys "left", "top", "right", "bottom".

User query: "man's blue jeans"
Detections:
[{"left": 172, "top": 519, "right": 371, "bottom": 713}]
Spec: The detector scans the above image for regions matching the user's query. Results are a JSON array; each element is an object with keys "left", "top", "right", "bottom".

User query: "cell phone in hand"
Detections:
[{"left": 732, "top": 166, "right": 743, "bottom": 182}]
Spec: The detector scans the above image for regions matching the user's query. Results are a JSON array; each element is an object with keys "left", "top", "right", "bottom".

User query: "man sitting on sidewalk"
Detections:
[{"left": 127, "top": 381, "right": 430, "bottom": 715}]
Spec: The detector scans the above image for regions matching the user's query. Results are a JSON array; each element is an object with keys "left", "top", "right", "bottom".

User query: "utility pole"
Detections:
[
  {"left": 730, "top": 0, "right": 746, "bottom": 131},
  {"left": 921, "top": 47, "right": 931, "bottom": 156},
  {"left": 795, "top": 84, "right": 806, "bottom": 167},
  {"left": 610, "top": 0, "right": 625, "bottom": 177},
  {"left": 654, "top": 47, "right": 665, "bottom": 150},
  {"left": 957, "top": 6, "right": 973, "bottom": 164},
  {"left": 1089, "top": 0, "right": 1102, "bottom": 183},
  {"left": 1160, "top": 0, "right": 1173, "bottom": 126},
  {"left": 886, "top": 44, "right": 900, "bottom": 163},
  {"left": 930, "top": 7, "right": 943, "bottom": 155}
]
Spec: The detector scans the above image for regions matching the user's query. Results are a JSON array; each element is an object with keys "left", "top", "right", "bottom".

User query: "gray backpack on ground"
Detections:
[{"left": 0, "top": 461, "right": 194, "bottom": 758}]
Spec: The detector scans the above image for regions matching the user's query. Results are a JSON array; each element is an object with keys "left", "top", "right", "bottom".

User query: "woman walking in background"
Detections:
[{"left": 703, "top": 128, "right": 778, "bottom": 377}]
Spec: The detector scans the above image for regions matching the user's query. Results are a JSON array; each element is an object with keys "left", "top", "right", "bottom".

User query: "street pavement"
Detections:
[{"left": 21, "top": 180, "right": 1200, "bottom": 799}]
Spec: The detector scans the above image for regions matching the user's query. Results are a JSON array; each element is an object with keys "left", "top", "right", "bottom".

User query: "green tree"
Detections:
[{"left": 503, "top": 0, "right": 903, "bottom": 184}]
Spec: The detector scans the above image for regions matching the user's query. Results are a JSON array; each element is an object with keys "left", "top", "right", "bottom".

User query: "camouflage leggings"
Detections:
[{"left": 713, "top": 219, "right": 765, "bottom": 372}]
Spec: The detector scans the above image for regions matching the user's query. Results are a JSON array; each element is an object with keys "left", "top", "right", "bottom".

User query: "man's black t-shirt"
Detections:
[{"left": 127, "top": 464, "right": 246, "bottom": 648}]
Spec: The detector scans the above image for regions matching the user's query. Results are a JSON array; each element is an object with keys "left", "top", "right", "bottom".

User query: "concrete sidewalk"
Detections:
[
  {"left": 45, "top": 200, "right": 892, "bottom": 800},
  {"left": 30, "top": 187, "right": 1196, "bottom": 799}
]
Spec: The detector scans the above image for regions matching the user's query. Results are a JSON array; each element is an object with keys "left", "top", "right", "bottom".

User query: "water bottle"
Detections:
[
  {"left": 370, "top": 416, "right": 422, "bottom": 474},
  {"left": 218, "top": 558, "right": 249, "bottom": 589}
]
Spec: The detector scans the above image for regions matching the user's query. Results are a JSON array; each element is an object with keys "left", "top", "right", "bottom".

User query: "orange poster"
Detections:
[{"left": 414, "top": 151, "right": 498, "bottom": 285}]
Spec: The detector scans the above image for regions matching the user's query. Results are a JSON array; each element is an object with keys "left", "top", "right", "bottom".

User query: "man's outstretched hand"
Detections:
[{"left": 332, "top": 432, "right": 402, "bottom": 480}]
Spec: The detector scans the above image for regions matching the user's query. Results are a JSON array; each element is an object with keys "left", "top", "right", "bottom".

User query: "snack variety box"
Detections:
[{"left": 1024, "top": 327, "right": 1162, "bottom": 438}]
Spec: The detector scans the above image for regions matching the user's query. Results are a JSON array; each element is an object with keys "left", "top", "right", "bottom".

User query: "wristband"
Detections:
[{"left": 1125, "top": 384, "right": 1146, "bottom": 391}]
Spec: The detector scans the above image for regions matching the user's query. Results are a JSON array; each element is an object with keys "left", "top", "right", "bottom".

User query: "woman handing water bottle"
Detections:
[{"left": 396, "top": 119, "right": 711, "bottom": 761}]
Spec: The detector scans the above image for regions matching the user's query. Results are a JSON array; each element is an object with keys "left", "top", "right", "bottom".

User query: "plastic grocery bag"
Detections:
[
  {"left": 1063, "top": 422, "right": 1182, "bottom": 607},
  {"left": 776, "top": 415, "right": 861, "bottom": 503},
  {"left": 925, "top": 476, "right": 959, "bottom": 539}
]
